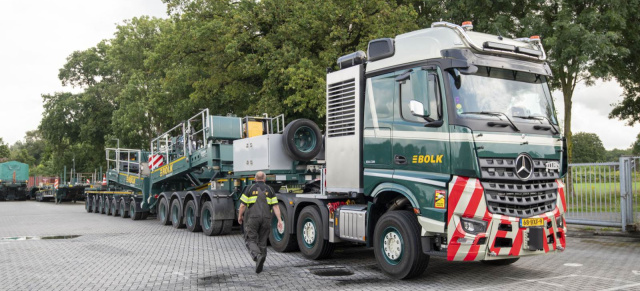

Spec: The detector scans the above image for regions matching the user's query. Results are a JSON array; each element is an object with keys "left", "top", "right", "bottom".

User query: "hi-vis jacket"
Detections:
[{"left": 240, "top": 182, "right": 278, "bottom": 206}]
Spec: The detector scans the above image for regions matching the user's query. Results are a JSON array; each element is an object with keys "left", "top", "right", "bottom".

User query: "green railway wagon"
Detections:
[{"left": 0, "top": 161, "right": 29, "bottom": 201}]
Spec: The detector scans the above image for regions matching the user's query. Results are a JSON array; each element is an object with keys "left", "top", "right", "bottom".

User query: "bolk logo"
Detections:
[{"left": 412, "top": 155, "right": 443, "bottom": 164}]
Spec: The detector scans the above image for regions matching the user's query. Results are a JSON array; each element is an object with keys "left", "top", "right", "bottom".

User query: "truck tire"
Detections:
[
  {"left": 185, "top": 200, "right": 202, "bottom": 232},
  {"left": 220, "top": 219, "right": 233, "bottom": 235},
  {"left": 141, "top": 212, "right": 149, "bottom": 220},
  {"left": 481, "top": 258, "right": 519, "bottom": 266},
  {"left": 373, "top": 211, "right": 429, "bottom": 279},
  {"left": 85, "top": 198, "right": 92, "bottom": 213},
  {"left": 269, "top": 202, "right": 298, "bottom": 252},
  {"left": 201, "top": 201, "right": 224, "bottom": 236},
  {"left": 105, "top": 199, "right": 112, "bottom": 215},
  {"left": 296, "top": 205, "right": 334, "bottom": 260},
  {"left": 100, "top": 197, "right": 107, "bottom": 214},
  {"left": 171, "top": 199, "right": 186, "bottom": 229},
  {"left": 158, "top": 198, "right": 171, "bottom": 225},
  {"left": 282, "top": 119, "right": 322, "bottom": 161},
  {"left": 130, "top": 200, "right": 143, "bottom": 220},
  {"left": 120, "top": 200, "right": 129, "bottom": 218},
  {"left": 111, "top": 198, "right": 119, "bottom": 217}
]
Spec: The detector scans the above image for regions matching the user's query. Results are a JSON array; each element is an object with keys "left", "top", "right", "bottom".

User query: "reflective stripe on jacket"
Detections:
[{"left": 240, "top": 182, "right": 277, "bottom": 206}]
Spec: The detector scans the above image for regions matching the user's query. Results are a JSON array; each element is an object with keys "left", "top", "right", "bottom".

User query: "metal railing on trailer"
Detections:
[
  {"left": 565, "top": 156, "right": 639, "bottom": 231},
  {"left": 105, "top": 148, "right": 145, "bottom": 177}
]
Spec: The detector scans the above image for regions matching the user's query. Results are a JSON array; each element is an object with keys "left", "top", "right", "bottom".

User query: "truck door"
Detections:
[
  {"left": 363, "top": 72, "right": 396, "bottom": 188},
  {"left": 391, "top": 66, "right": 450, "bottom": 196}
]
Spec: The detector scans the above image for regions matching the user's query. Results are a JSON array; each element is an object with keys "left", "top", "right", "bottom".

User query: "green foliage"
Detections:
[
  {"left": 572, "top": 132, "right": 607, "bottom": 163},
  {"left": 605, "top": 147, "right": 633, "bottom": 162},
  {"left": 0, "top": 138, "right": 10, "bottom": 159}
]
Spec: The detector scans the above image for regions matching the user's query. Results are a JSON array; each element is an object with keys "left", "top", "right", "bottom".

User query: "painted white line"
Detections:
[
  {"left": 505, "top": 277, "right": 564, "bottom": 287},
  {"left": 599, "top": 283, "right": 640, "bottom": 291},
  {"left": 564, "top": 263, "right": 583, "bottom": 267}
]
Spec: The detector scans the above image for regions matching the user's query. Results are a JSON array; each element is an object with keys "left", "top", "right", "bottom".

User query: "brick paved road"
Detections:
[{"left": 1, "top": 201, "right": 639, "bottom": 291}]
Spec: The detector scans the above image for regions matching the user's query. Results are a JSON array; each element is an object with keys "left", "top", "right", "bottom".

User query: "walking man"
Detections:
[{"left": 238, "top": 171, "right": 283, "bottom": 273}]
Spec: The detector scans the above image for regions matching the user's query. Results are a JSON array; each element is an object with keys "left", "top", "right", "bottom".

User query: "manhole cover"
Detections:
[
  {"left": 309, "top": 266, "right": 353, "bottom": 277},
  {"left": 1, "top": 235, "right": 80, "bottom": 241}
]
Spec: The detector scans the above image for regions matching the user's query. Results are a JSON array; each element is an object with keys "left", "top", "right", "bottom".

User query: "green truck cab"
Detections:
[{"left": 0, "top": 161, "right": 29, "bottom": 201}]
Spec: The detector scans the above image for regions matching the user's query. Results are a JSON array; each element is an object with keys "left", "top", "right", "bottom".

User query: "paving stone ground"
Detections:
[{"left": 1, "top": 201, "right": 639, "bottom": 291}]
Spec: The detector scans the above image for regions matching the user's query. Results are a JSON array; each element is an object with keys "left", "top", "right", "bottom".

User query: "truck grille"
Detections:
[
  {"left": 479, "top": 158, "right": 560, "bottom": 218},
  {"left": 327, "top": 79, "right": 356, "bottom": 137}
]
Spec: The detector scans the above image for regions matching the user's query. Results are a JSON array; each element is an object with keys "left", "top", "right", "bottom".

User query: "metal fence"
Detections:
[{"left": 565, "top": 156, "right": 639, "bottom": 231}]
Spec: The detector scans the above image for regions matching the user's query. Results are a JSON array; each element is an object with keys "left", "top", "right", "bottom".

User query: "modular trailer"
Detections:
[
  {"left": 0, "top": 161, "right": 29, "bottom": 201},
  {"left": 86, "top": 21, "right": 568, "bottom": 279}
]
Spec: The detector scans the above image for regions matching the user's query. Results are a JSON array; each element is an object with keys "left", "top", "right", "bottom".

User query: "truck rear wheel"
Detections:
[
  {"left": 282, "top": 119, "right": 322, "bottom": 161},
  {"left": 297, "top": 205, "right": 334, "bottom": 259},
  {"left": 269, "top": 202, "right": 298, "bottom": 252},
  {"left": 158, "top": 198, "right": 171, "bottom": 225},
  {"left": 481, "top": 258, "right": 519, "bottom": 266},
  {"left": 120, "top": 200, "right": 129, "bottom": 218},
  {"left": 373, "top": 211, "right": 429, "bottom": 279},
  {"left": 185, "top": 200, "right": 202, "bottom": 232},
  {"left": 171, "top": 199, "right": 185, "bottom": 229}
]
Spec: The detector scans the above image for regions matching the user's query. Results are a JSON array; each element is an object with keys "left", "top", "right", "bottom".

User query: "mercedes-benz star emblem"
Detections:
[{"left": 515, "top": 154, "right": 534, "bottom": 180}]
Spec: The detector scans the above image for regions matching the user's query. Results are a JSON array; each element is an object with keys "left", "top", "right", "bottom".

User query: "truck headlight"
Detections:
[
  {"left": 556, "top": 216, "right": 564, "bottom": 229},
  {"left": 460, "top": 218, "right": 487, "bottom": 235}
]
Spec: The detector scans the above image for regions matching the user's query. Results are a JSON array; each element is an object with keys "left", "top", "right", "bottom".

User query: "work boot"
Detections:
[{"left": 255, "top": 254, "right": 265, "bottom": 274}]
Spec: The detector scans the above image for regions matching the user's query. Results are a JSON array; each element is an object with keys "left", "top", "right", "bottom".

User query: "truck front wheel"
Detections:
[
  {"left": 269, "top": 202, "right": 298, "bottom": 252},
  {"left": 373, "top": 211, "right": 429, "bottom": 279},
  {"left": 296, "top": 205, "right": 334, "bottom": 259}
]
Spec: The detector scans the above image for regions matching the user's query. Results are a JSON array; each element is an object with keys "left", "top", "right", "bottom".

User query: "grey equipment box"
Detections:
[
  {"left": 334, "top": 204, "right": 367, "bottom": 243},
  {"left": 232, "top": 134, "right": 294, "bottom": 172}
]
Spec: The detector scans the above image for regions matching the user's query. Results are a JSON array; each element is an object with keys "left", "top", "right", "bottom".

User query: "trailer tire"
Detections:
[
  {"left": 269, "top": 202, "right": 298, "bottom": 252},
  {"left": 130, "top": 200, "right": 143, "bottom": 220},
  {"left": 201, "top": 201, "right": 219, "bottom": 236},
  {"left": 170, "top": 199, "right": 186, "bottom": 228},
  {"left": 92, "top": 197, "right": 99, "bottom": 213},
  {"left": 220, "top": 219, "right": 233, "bottom": 235},
  {"left": 481, "top": 258, "right": 519, "bottom": 266},
  {"left": 105, "top": 199, "right": 112, "bottom": 215},
  {"left": 297, "top": 206, "right": 334, "bottom": 260},
  {"left": 185, "top": 200, "right": 202, "bottom": 232},
  {"left": 120, "top": 200, "right": 129, "bottom": 218},
  {"left": 158, "top": 198, "right": 171, "bottom": 225},
  {"left": 282, "top": 119, "right": 322, "bottom": 161},
  {"left": 111, "top": 198, "right": 119, "bottom": 217},
  {"left": 373, "top": 211, "right": 429, "bottom": 279},
  {"left": 85, "top": 198, "right": 92, "bottom": 213}
]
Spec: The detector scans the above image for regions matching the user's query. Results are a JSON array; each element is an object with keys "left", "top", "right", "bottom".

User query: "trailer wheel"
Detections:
[
  {"left": 85, "top": 198, "right": 92, "bottom": 213},
  {"left": 120, "top": 200, "right": 129, "bottom": 218},
  {"left": 111, "top": 198, "right": 119, "bottom": 217},
  {"left": 220, "top": 219, "right": 233, "bottom": 235},
  {"left": 297, "top": 206, "right": 334, "bottom": 260},
  {"left": 158, "top": 198, "right": 171, "bottom": 225},
  {"left": 171, "top": 199, "right": 186, "bottom": 228},
  {"left": 201, "top": 201, "right": 219, "bottom": 236},
  {"left": 269, "top": 202, "right": 298, "bottom": 252},
  {"left": 105, "top": 199, "right": 112, "bottom": 215},
  {"left": 185, "top": 200, "right": 202, "bottom": 232},
  {"left": 373, "top": 211, "right": 429, "bottom": 279},
  {"left": 282, "top": 119, "right": 322, "bottom": 161},
  {"left": 130, "top": 200, "right": 143, "bottom": 220},
  {"left": 481, "top": 258, "right": 519, "bottom": 266},
  {"left": 141, "top": 212, "right": 149, "bottom": 220}
]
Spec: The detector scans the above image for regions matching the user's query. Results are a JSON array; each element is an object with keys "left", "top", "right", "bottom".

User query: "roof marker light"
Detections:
[{"left": 461, "top": 21, "right": 473, "bottom": 31}]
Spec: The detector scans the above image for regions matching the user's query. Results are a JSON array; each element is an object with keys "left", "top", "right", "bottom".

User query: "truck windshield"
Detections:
[{"left": 449, "top": 66, "right": 557, "bottom": 125}]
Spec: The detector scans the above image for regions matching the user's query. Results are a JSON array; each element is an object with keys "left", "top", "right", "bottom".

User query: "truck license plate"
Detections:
[{"left": 520, "top": 218, "right": 544, "bottom": 227}]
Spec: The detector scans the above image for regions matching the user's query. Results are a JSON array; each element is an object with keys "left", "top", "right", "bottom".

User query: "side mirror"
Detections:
[{"left": 409, "top": 100, "right": 427, "bottom": 117}]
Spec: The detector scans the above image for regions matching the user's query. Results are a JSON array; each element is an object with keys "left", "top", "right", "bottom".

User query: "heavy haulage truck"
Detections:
[
  {"left": 85, "top": 21, "right": 567, "bottom": 279},
  {"left": 0, "top": 161, "right": 29, "bottom": 201}
]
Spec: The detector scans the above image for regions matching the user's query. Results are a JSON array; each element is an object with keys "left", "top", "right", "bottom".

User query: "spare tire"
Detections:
[{"left": 282, "top": 119, "right": 322, "bottom": 161}]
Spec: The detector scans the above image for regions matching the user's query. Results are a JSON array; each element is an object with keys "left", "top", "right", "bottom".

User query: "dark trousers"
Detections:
[{"left": 244, "top": 215, "right": 270, "bottom": 260}]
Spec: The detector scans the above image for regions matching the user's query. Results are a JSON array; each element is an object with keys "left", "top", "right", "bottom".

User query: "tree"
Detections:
[
  {"left": 572, "top": 132, "right": 607, "bottom": 163},
  {"left": 0, "top": 138, "right": 9, "bottom": 159}
]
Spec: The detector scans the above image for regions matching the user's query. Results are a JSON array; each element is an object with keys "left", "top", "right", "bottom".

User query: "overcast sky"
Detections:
[{"left": 0, "top": 1, "right": 637, "bottom": 150}]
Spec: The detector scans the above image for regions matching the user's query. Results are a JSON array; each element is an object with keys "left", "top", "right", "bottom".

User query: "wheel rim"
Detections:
[
  {"left": 187, "top": 206, "right": 194, "bottom": 227},
  {"left": 121, "top": 202, "right": 125, "bottom": 215},
  {"left": 301, "top": 217, "right": 316, "bottom": 248},
  {"left": 172, "top": 204, "right": 179, "bottom": 224},
  {"left": 293, "top": 126, "right": 317, "bottom": 153},
  {"left": 271, "top": 214, "right": 285, "bottom": 242},
  {"left": 130, "top": 203, "right": 135, "bottom": 216},
  {"left": 111, "top": 202, "right": 116, "bottom": 214},
  {"left": 99, "top": 199, "right": 103, "bottom": 211},
  {"left": 159, "top": 202, "right": 166, "bottom": 221},
  {"left": 381, "top": 226, "right": 404, "bottom": 265},
  {"left": 203, "top": 208, "right": 212, "bottom": 230}
]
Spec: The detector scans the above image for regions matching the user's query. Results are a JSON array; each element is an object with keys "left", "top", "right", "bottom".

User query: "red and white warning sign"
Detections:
[
  {"left": 148, "top": 154, "right": 164, "bottom": 171},
  {"left": 54, "top": 178, "right": 59, "bottom": 189}
]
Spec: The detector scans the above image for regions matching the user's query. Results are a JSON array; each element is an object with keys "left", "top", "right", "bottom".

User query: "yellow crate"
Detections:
[{"left": 245, "top": 121, "right": 263, "bottom": 137}]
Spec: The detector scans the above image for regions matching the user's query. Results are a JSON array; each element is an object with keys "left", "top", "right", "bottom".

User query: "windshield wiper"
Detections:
[
  {"left": 513, "top": 115, "right": 559, "bottom": 134},
  {"left": 461, "top": 111, "right": 520, "bottom": 132}
]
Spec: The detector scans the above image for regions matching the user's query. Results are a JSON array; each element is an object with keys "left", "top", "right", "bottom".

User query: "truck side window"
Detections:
[
  {"left": 365, "top": 74, "right": 395, "bottom": 128},
  {"left": 399, "top": 69, "right": 441, "bottom": 123}
]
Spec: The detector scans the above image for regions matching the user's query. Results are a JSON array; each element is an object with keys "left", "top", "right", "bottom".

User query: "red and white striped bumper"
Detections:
[{"left": 446, "top": 176, "right": 567, "bottom": 261}]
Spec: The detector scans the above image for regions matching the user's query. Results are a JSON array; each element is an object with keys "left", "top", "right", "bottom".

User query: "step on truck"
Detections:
[{"left": 85, "top": 21, "right": 567, "bottom": 279}]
